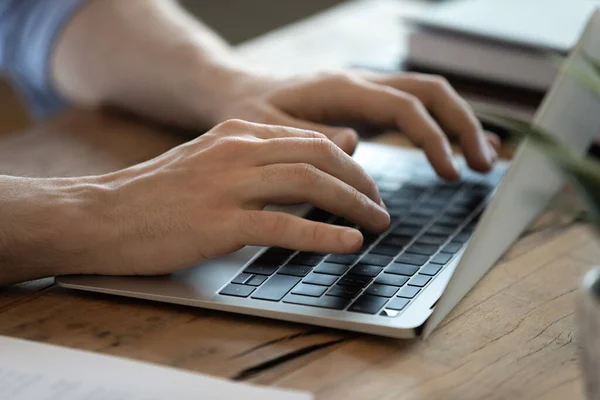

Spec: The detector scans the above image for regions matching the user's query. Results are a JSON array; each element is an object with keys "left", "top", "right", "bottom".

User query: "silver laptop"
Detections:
[{"left": 57, "top": 11, "right": 600, "bottom": 339}]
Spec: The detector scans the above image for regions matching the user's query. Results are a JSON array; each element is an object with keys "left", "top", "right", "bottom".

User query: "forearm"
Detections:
[
  {"left": 52, "top": 0, "right": 259, "bottom": 128},
  {"left": 0, "top": 176, "right": 102, "bottom": 286}
]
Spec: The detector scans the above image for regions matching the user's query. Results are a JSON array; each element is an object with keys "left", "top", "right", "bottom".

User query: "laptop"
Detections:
[{"left": 57, "top": 11, "right": 600, "bottom": 339}]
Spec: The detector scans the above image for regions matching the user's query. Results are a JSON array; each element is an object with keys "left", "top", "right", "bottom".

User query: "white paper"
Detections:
[{"left": 0, "top": 335, "right": 312, "bottom": 400}]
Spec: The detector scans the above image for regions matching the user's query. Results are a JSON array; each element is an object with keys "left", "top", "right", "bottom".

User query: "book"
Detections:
[
  {"left": 0, "top": 335, "right": 312, "bottom": 400},
  {"left": 403, "top": 0, "right": 600, "bottom": 91}
]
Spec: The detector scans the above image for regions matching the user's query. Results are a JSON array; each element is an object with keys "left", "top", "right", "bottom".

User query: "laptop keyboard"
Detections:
[{"left": 219, "top": 173, "right": 495, "bottom": 317}]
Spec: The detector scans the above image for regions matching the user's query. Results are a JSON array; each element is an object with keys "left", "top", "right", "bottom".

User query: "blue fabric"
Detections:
[{"left": 0, "top": 0, "right": 89, "bottom": 119}]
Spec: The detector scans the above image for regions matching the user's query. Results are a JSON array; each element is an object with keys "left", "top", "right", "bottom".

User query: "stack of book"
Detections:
[{"left": 403, "top": 0, "right": 600, "bottom": 93}]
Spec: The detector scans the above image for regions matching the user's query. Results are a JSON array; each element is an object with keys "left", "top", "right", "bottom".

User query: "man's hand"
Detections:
[
  {"left": 76, "top": 120, "right": 388, "bottom": 277},
  {"left": 205, "top": 71, "right": 500, "bottom": 181},
  {"left": 53, "top": 0, "right": 499, "bottom": 183}
]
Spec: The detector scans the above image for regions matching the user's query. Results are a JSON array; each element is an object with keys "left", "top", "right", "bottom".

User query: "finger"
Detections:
[
  {"left": 253, "top": 137, "right": 382, "bottom": 205},
  {"left": 239, "top": 210, "right": 363, "bottom": 254},
  {"left": 265, "top": 108, "right": 359, "bottom": 155},
  {"left": 360, "top": 72, "right": 495, "bottom": 172},
  {"left": 250, "top": 163, "right": 390, "bottom": 232},
  {"left": 313, "top": 76, "right": 460, "bottom": 179},
  {"left": 486, "top": 131, "right": 502, "bottom": 150}
]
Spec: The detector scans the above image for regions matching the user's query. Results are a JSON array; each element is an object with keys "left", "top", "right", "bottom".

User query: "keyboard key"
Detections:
[
  {"left": 431, "top": 253, "right": 453, "bottom": 265},
  {"left": 437, "top": 215, "right": 464, "bottom": 227},
  {"left": 360, "top": 254, "right": 393, "bottom": 266},
  {"left": 442, "top": 242, "right": 463, "bottom": 254},
  {"left": 408, "top": 274, "right": 432, "bottom": 287},
  {"left": 244, "top": 264, "right": 279, "bottom": 276},
  {"left": 305, "top": 208, "right": 332, "bottom": 222},
  {"left": 454, "top": 232, "right": 472, "bottom": 243},
  {"left": 420, "top": 264, "right": 443, "bottom": 276},
  {"left": 431, "top": 187, "right": 458, "bottom": 198},
  {"left": 420, "top": 198, "right": 447, "bottom": 208},
  {"left": 370, "top": 244, "right": 401, "bottom": 257},
  {"left": 220, "top": 284, "right": 256, "bottom": 298},
  {"left": 426, "top": 224, "right": 455, "bottom": 236},
  {"left": 387, "top": 197, "right": 412, "bottom": 207},
  {"left": 277, "top": 264, "right": 313, "bottom": 277},
  {"left": 338, "top": 275, "right": 372, "bottom": 288},
  {"left": 283, "top": 294, "right": 351, "bottom": 310},
  {"left": 348, "top": 264, "right": 384, "bottom": 278},
  {"left": 360, "top": 231, "right": 379, "bottom": 246},
  {"left": 397, "top": 286, "right": 421, "bottom": 298},
  {"left": 291, "top": 252, "right": 326, "bottom": 266},
  {"left": 386, "top": 263, "right": 419, "bottom": 276},
  {"left": 446, "top": 207, "right": 472, "bottom": 218},
  {"left": 327, "top": 285, "right": 361, "bottom": 299},
  {"left": 292, "top": 284, "right": 327, "bottom": 297},
  {"left": 402, "top": 216, "right": 431, "bottom": 227},
  {"left": 399, "top": 184, "right": 427, "bottom": 194},
  {"left": 365, "top": 284, "right": 399, "bottom": 298},
  {"left": 251, "top": 275, "right": 301, "bottom": 301},
  {"left": 375, "top": 273, "right": 409, "bottom": 287},
  {"left": 246, "top": 275, "right": 268, "bottom": 286},
  {"left": 388, "top": 206, "right": 411, "bottom": 218},
  {"left": 393, "top": 226, "right": 421, "bottom": 237},
  {"left": 332, "top": 217, "right": 355, "bottom": 227},
  {"left": 314, "top": 262, "right": 349, "bottom": 276},
  {"left": 303, "top": 273, "right": 338, "bottom": 286},
  {"left": 381, "top": 235, "right": 411, "bottom": 247},
  {"left": 415, "top": 235, "right": 447, "bottom": 246},
  {"left": 406, "top": 244, "right": 438, "bottom": 256},
  {"left": 349, "top": 295, "right": 389, "bottom": 314},
  {"left": 326, "top": 254, "right": 360, "bottom": 265},
  {"left": 386, "top": 298, "right": 410, "bottom": 311},
  {"left": 231, "top": 273, "right": 253, "bottom": 285},
  {"left": 255, "top": 248, "right": 295, "bottom": 265},
  {"left": 411, "top": 207, "right": 438, "bottom": 218},
  {"left": 396, "top": 253, "right": 429, "bottom": 266}
]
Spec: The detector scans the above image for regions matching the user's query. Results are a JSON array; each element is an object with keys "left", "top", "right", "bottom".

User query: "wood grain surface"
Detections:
[{"left": 0, "top": 1, "right": 593, "bottom": 399}]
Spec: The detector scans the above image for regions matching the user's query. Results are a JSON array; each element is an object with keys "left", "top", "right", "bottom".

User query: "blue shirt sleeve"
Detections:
[{"left": 0, "top": 0, "right": 89, "bottom": 119}]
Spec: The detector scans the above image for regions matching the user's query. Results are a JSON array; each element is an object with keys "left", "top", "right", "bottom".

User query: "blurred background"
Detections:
[
  {"left": 0, "top": 0, "right": 347, "bottom": 135},
  {"left": 181, "top": 0, "right": 345, "bottom": 44}
]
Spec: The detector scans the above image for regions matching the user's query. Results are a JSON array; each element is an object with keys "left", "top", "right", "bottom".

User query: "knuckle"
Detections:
[
  {"left": 400, "top": 93, "right": 425, "bottom": 113},
  {"left": 426, "top": 75, "right": 454, "bottom": 96},
  {"left": 306, "top": 130, "right": 328, "bottom": 140},
  {"left": 312, "top": 138, "right": 336, "bottom": 156},
  {"left": 350, "top": 186, "right": 364, "bottom": 205},
  {"left": 216, "top": 118, "right": 250, "bottom": 133},
  {"left": 320, "top": 70, "right": 357, "bottom": 85},
  {"left": 213, "top": 136, "right": 250, "bottom": 154},
  {"left": 239, "top": 211, "right": 260, "bottom": 239},
  {"left": 265, "top": 213, "right": 289, "bottom": 236},
  {"left": 294, "top": 163, "right": 321, "bottom": 186},
  {"left": 309, "top": 222, "right": 322, "bottom": 244}
]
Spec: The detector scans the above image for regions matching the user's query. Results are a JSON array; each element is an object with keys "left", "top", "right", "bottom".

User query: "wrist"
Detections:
[
  {"left": 178, "top": 46, "right": 276, "bottom": 126},
  {"left": 0, "top": 176, "right": 110, "bottom": 283}
]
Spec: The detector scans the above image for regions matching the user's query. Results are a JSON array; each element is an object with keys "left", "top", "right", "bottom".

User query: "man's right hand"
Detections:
[{"left": 81, "top": 120, "right": 389, "bottom": 277}]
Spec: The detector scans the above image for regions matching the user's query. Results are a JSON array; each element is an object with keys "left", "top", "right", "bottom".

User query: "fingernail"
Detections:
[
  {"left": 488, "top": 144, "right": 498, "bottom": 163},
  {"left": 374, "top": 203, "right": 391, "bottom": 226},
  {"left": 341, "top": 228, "right": 363, "bottom": 248},
  {"left": 452, "top": 158, "right": 461, "bottom": 177}
]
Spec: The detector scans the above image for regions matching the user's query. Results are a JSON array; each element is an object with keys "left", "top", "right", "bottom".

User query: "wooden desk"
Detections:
[{"left": 0, "top": 1, "right": 595, "bottom": 398}]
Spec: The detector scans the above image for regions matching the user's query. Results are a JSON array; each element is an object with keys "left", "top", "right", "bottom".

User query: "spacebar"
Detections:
[
  {"left": 283, "top": 294, "right": 351, "bottom": 310},
  {"left": 251, "top": 275, "right": 301, "bottom": 301}
]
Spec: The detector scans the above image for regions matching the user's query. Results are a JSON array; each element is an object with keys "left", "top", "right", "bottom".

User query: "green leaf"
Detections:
[
  {"left": 565, "top": 51, "right": 600, "bottom": 101},
  {"left": 474, "top": 107, "right": 600, "bottom": 227}
]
